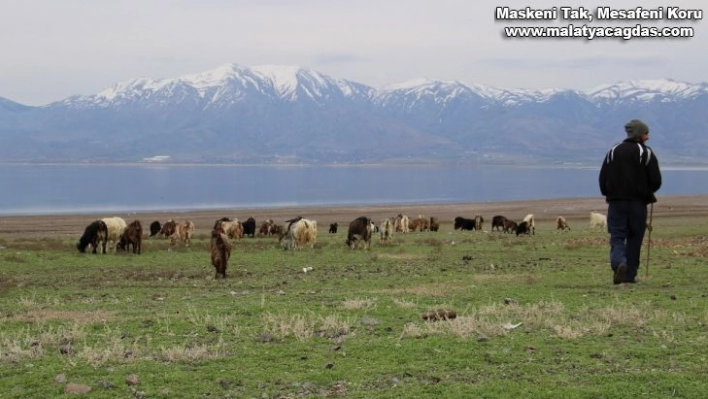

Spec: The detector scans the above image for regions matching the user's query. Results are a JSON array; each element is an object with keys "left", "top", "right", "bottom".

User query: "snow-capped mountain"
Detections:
[
  {"left": 1, "top": 64, "right": 706, "bottom": 163},
  {"left": 61, "top": 64, "right": 374, "bottom": 109},
  {"left": 586, "top": 79, "right": 708, "bottom": 103}
]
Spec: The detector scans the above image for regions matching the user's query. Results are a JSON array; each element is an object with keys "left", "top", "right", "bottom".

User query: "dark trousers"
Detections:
[{"left": 607, "top": 201, "right": 648, "bottom": 281}]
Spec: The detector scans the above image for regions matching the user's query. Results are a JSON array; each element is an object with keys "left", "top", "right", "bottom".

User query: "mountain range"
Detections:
[{"left": 1, "top": 64, "right": 706, "bottom": 164}]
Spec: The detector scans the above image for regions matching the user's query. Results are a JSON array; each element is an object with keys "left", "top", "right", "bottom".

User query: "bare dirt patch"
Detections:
[
  {"left": 0, "top": 196, "right": 708, "bottom": 245},
  {"left": 0, "top": 195, "right": 706, "bottom": 240}
]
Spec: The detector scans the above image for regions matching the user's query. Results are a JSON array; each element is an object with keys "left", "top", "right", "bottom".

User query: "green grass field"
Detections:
[{"left": 1, "top": 216, "right": 706, "bottom": 398}]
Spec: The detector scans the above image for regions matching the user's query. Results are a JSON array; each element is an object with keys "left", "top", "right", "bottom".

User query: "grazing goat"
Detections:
[
  {"left": 429, "top": 216, "right": 440, "bottom": 232},
  {"left": 329, "top": 223, "right": 338, "bottom": 234},
  {"left": 270, "top": 224, "right": 284, "bottom": 236},
  {"left": 522, "top": 214, "right": 536, "bottom": 235},
  {"left": 102, "top": 217, "right": 128, "bottom": 252},
  {"left": 491, "top": 215, "right": 507, "bottom": 231},
  {"left": 170, "top": 220, "right": 195, "bottom": 246},
  {"left": 394, "top": 214, "right": 409, "bottom": 233},
  {"left": 474, "top": 215, "right": 484, "bottom": 231},
  {"left": 259, "top": 219, "right": 275, "bottom": 236},
  {"left": 410, "top": 215, "right": 429, "bottom": 232},
  {"left": 516, "top": 221, "right": 532, "bottom": 236},
  {"left": 159, "top": 219, "right": 177, "bottom": 238},
  {"left": 285, "top": 216, "right": 303, "bottom": 231},
  {"left": 589, "top": 212, "right": 607, "bottom": 232},
  {"left": 149, "top": 221, "right": 162, "bottom": 237},
  {"left": 502, "top": 218, "right": 518, "bottom": 234},
  {"left": 556, "top": 216, "right": 571, "bottom": 231},
  {"left": 279, "top": 218, "right": 318, "bottom": 250},
  {"left": 77, "top": 220, "right": 108, "bottom": 254},
  {"left": 408, "top": 218, "right": 419, "bottom": 232},
  {"left": 117, "top": 219, "right": 143, "bottom": 254},
  {"left": 214, "top": 218, "right": 244, "bottom": 240},
  {"left": 454, "top": 216, "right": 476, "bottom": 231}
]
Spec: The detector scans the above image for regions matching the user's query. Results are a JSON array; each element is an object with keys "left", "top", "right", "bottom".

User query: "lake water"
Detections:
[{"left": 1, "top": 164, "right": 706, "bottom": 216}]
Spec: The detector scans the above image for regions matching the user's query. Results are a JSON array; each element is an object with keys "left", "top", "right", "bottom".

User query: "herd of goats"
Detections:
[{"left": 75, "top": 211, "right": 608, "bottom": 279}]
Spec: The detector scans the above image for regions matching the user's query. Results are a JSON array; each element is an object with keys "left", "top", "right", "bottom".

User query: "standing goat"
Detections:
[{"left": 210, "top": 228, "right": 232, "bottom": 279}]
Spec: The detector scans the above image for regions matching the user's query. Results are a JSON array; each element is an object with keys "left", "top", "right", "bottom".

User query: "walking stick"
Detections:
[{"left": 645, "top": 203, "right": 654, "bottom": 278}]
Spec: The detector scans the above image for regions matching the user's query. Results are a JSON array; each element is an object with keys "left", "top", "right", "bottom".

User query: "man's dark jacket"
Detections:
[{"left": 599, "top": 139, "right": 662, "bottom": 204}]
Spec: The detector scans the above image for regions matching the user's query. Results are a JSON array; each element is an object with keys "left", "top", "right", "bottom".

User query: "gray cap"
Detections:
[{"left": 624, "top": 119, "right": 649, "bottom": 140}]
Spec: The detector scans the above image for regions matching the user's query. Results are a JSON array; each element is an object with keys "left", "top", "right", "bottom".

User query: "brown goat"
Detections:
[
  {"left": 170, "top": 220, "right": 195, "bottom": 247},
  {"left": 418, "top": 216, "right": 429, "bottom": 232},
  {"left": 214, "top": 218, "right": 244, "bottom": 240},
  {"left": 474, "top": 215, "right": 484, "bottom": 231},
  {"left": 408, "top": 218, "right": 421, "bottom": 232},
  {"left": 117, "top": 220, "right": 143, "bottom": 254},
  {"left": 270, "top": 224, "right": 284, "bottom": 236},
  {"left": 502, "top": 219, "right": 518, "bottom": 234},
  {"left": 210, "top": 229, "right": 232, "bottom": 279},
  {"left": 429, "top": 216, "right": 440, "bottom": 232},
  {"left": 259, "top": 219, "right": 275, "bottom": 236},
  {"left": 159, "top": 219, "right": 177, "bottom": 238}
]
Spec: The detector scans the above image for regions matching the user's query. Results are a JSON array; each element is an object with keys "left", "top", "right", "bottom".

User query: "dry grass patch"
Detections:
[
  {"left": 1, "top": 337, "right": 45, "bottom": 363},
  {"left": 122, "top": 268, "right": 203, "bottom": 281},
  {"left": 341, "top": 298, "right": 377, "bottom": 310},
  {"left": 589, "top": 304, "right": 647, "bottom": 328},
  {"left": 260, "top": 312, "right": 352, "bottom": 342},
  {"left": 400, "top": 300, "right": 690, "bottom": 341},
  {"left": 401, "top": 316, "right": 507, "bottom": 340},
  {"left": 376, "top": 282, "right": 467, "bottom": 298},
  {"left": 184, "top": 307, "right": 243, "bottom": 335},
  {"left": 1, "top": 321, "right": 87, "bottom": 363},
  {"left": 564, "top": 237, "right": 608, "bottom": 249},
  {"left": 318, "top": 314, "right": 353, "bottom": 339},
  {"left": 76, "top": 339, "right": 145, "bottom": 367},
  {"left": 261, "top": 313, "right": 311, "bottom": 341},
  {"left": 15, "top": 293, "right": 125, "bottom": 309},
  {"left": 686, "top": 244, "right": 708, "bottom": 257},
  {"left": 650, "top": 237, "right": 707, "bottom": 249},
  {"left": 551, "top": 324, "right": 590, "bottom": 339},
  {"left": 472, "top": 273, "right": 541, "bottom": 284},
  {"left": 376, "top": 253, "right": 422, "bottom": 261},
  {"left": 392, "top": 298, "right": 418, "bottom": 309},
  {"left": 416, "top": 237, "right": 444, "bottom": 247},
  {"left": 374, "top": 240, "right": 398, "bottom": 248},
  {"left": 500, "top": 239, "right": 528, "bottom": 248},
  {"left": 156, "top": 338, "right": 228, "bottom": 363}
]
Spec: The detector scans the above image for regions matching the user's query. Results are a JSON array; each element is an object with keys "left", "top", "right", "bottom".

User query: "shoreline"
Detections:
[
  {"left": 0, "top": 196, "right": 602, "bottom": 218},
  {"left": 2, "top": 161, "right": 708, "bottom": 169},
  {"left": 1, "top": 194, "right": 706, "bottom": 240}
]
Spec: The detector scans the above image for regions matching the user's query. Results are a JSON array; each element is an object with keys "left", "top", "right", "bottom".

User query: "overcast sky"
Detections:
[{"left": 1, "top": 0, "right": 705, "bottom": 105}]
